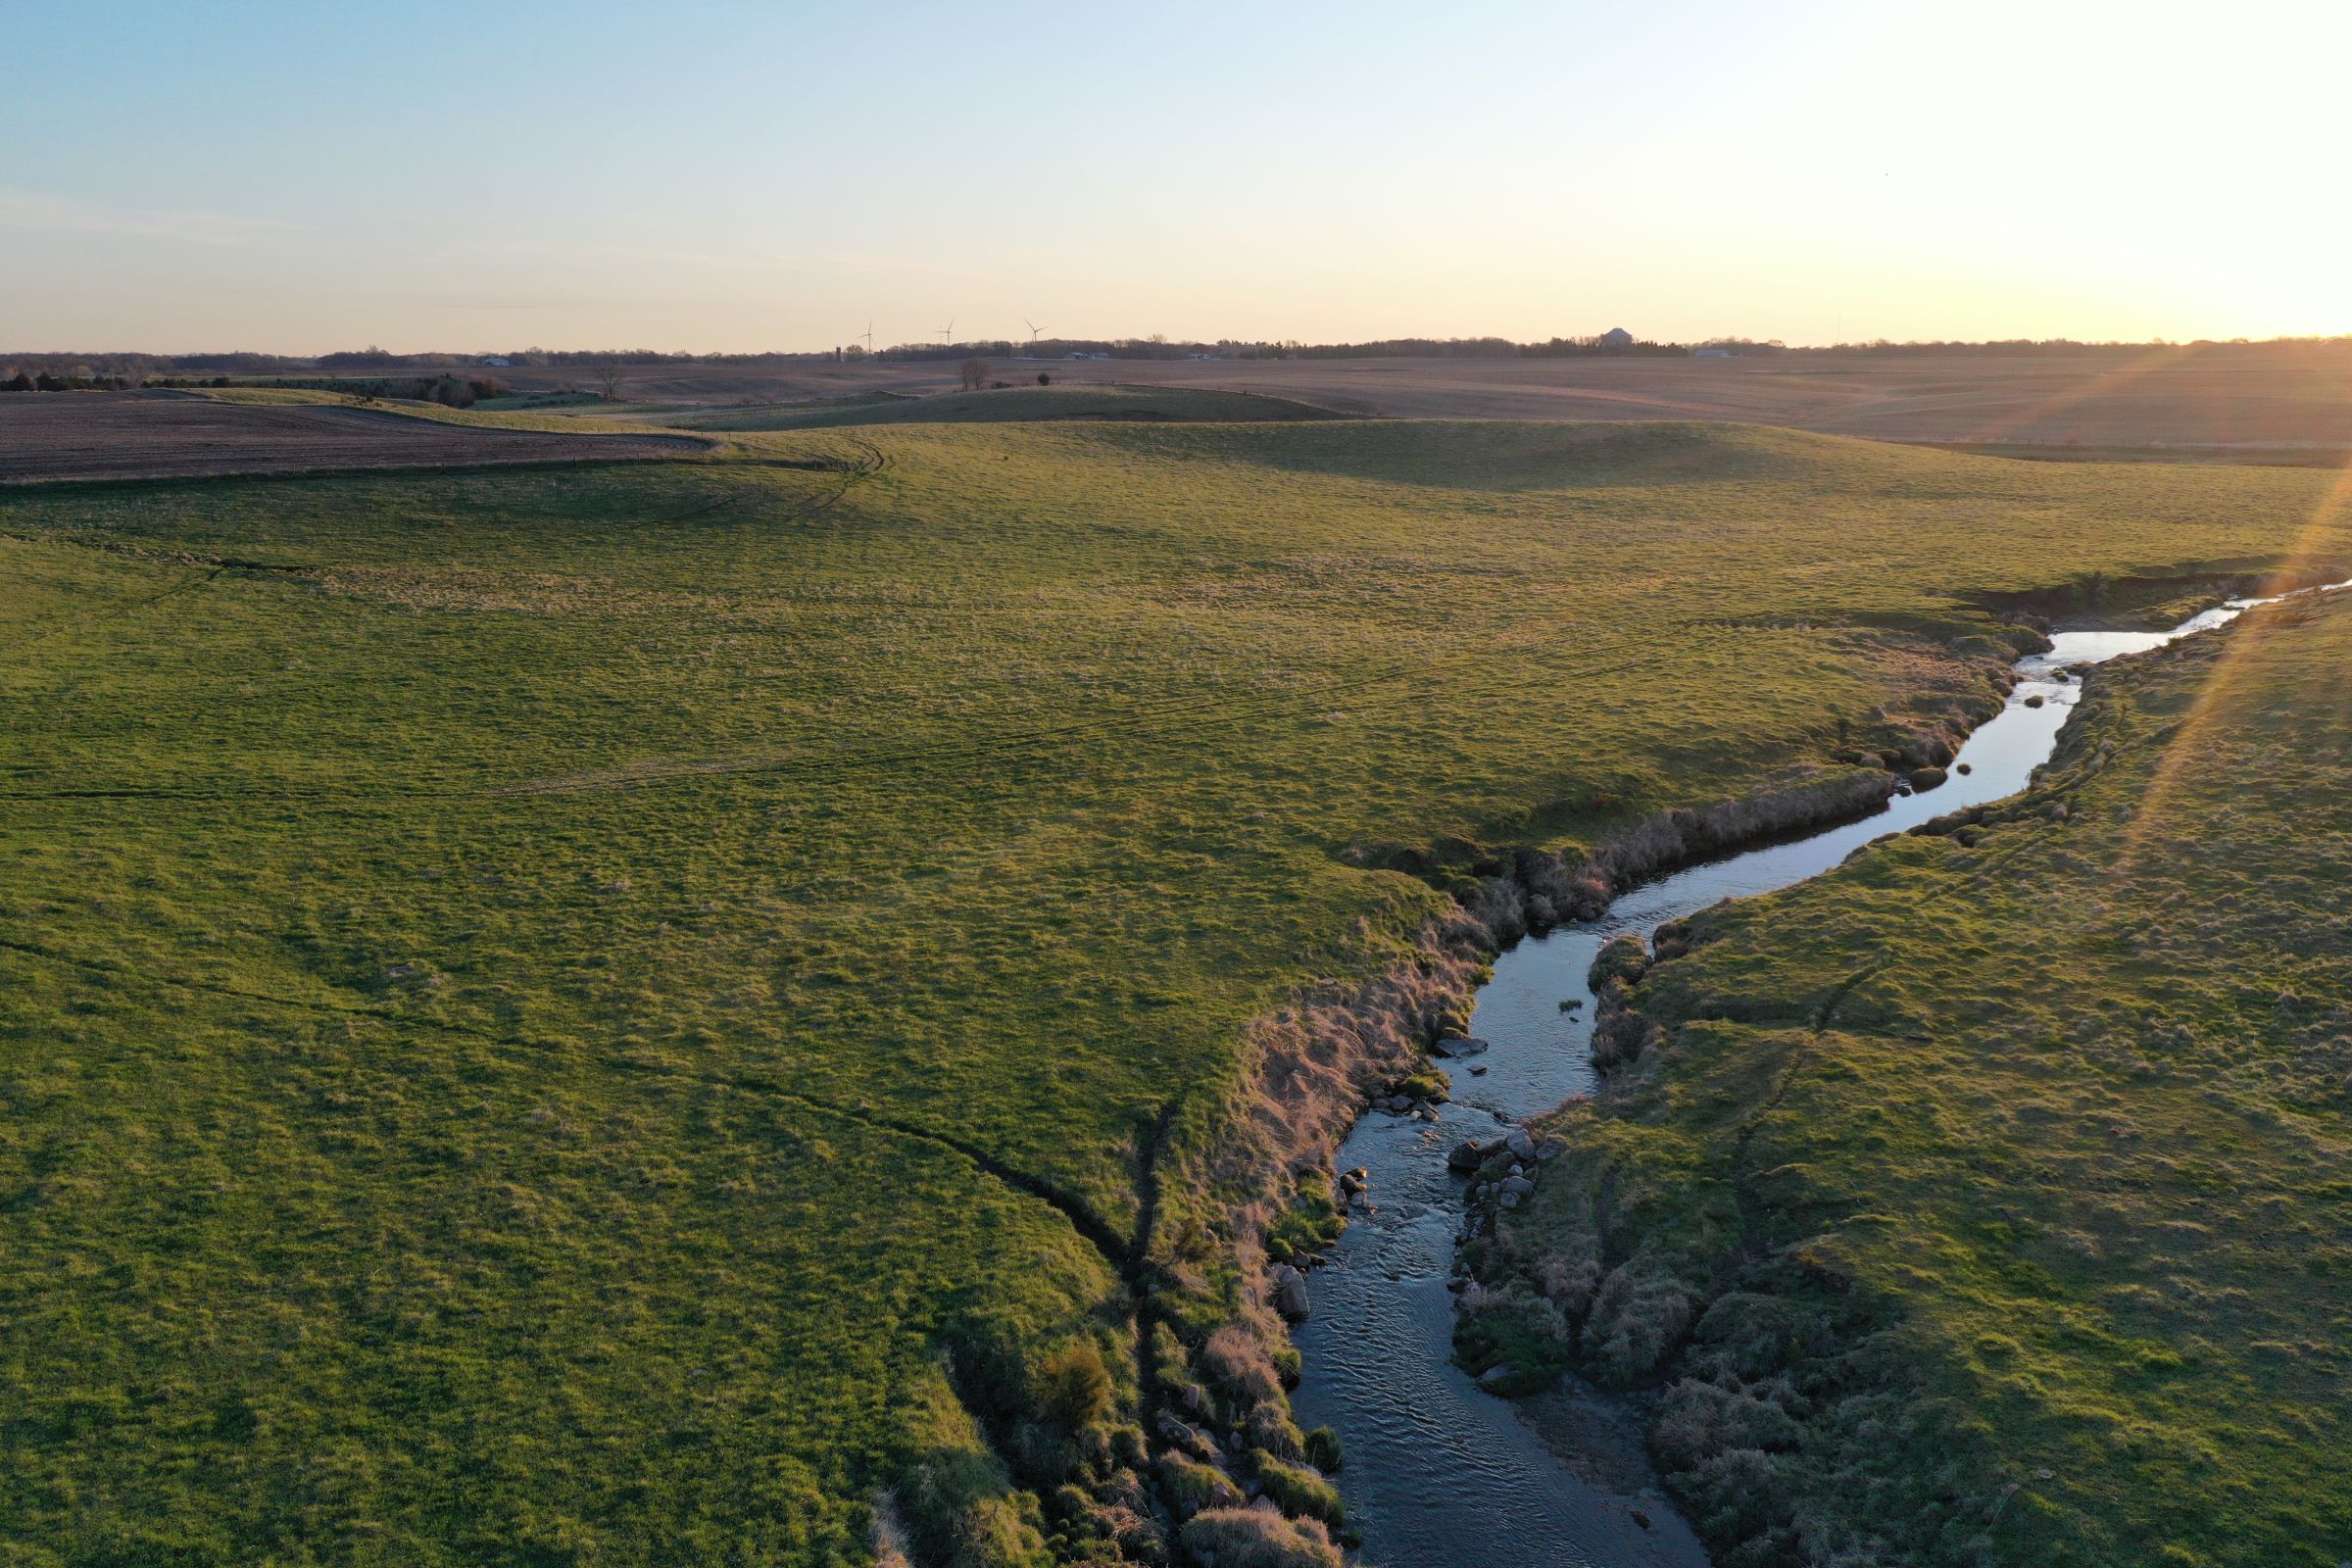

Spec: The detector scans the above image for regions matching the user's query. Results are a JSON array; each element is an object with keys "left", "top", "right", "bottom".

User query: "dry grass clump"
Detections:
[{"left": 1176, "top": 1505, "right": 1342, "bottom": 1568}]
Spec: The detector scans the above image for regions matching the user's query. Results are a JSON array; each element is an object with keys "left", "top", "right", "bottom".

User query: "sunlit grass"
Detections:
[{"left": 3, "top": 420, "right": 2346, "bottom": 1562}]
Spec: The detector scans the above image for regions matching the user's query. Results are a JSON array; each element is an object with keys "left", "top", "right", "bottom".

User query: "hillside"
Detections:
[
  {"left": 3, "top": 416, "right": 2348, "bottom": 1564},
  {"left": 1470, "top": 584, "right": 2352, "bottom": 1564},
  {"left": 668, "top": 384, "right": 1346, "bottom": 432}
]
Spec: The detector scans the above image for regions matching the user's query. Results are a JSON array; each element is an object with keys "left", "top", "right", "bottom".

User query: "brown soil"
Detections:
[{"left": 0, "top": 393, "right": 707, "bottom": 483}]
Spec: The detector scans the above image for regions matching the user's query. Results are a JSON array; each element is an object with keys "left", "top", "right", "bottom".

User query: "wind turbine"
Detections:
[
  {"left": 1021, "top": 318, "right": 1046, "bottom": 358},
  {"left": 857, "top": 319, "right": 874, "bottom": 355},
  {"left": 937, "top": 318, "right": 955, "bottom": 350}
]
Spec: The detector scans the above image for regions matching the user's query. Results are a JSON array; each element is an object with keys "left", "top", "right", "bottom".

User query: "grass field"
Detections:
[
  {"left": 0, "top": 394, "right": 704, "bottom": 483},
  {"left": 3, "top": 412, "right": 2348, "bottom": 1564},
  {"left": 1470, "top": 586, "right": 2352, "bottom": 1566},
  {"left": 471, "top": 343, "right": 2352, "bottom": 453},
  {"left": 666, "top": 385, "right": 1346, "bottom": 433}
]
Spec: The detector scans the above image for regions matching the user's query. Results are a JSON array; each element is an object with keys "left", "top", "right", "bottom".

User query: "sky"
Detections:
[{"left": 4, "top": 0, "right": 2347, "bottom": 354}]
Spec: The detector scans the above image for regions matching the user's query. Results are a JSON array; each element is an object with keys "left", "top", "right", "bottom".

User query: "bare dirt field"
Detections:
[
  {"left": 0, "top": 393, "right": 707, "bottom": 483},
  {"left": 513, "top": 344, "right": 2352, "bottom": 454}
]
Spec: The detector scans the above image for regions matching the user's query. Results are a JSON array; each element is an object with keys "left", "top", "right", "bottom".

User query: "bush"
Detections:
[
  {"left": 1301, "top": 1425, "right": 1342, "bottom": 1473},
  {"left": 1037, "top": 371, "right": 1052, "bottom": 386},
  {"left": 1395, "top": 1069, "right": 1449, "bottom": 1102},
  {"left": 1251, "top": 1456, "right": 1345, "bottom": 1528},
  {"left": 1200, "top": 1325, "right": 1284, "bottom": 1405},
  {"left": 1589, "top": 933, "right": 1651, "bottom": 990},
  {"left": 901, "top": 1448, "right": 1052, "bottom": 1568},
  {"left": 1034, "top": 1339, "right": 1113, "bottom": 1431},
  {"left": 1178, "top": 1506, "right": 1342, "bottom": 1568},
  {"left": 1240, "top": 1401, "right": 1305, "bottom": 1462},
  {"left": 1265, "top": 1170, "right": 1345, "bottom": 1263},
  {"left": 1156, "top": 1453, "right": 1242, "bottom": 1516},
  {"left": 1453, "top": 1289, "right": 1573, "bottom": 1394}
]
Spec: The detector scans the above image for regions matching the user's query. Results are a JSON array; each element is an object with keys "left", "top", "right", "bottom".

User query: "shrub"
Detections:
[
  {"left": 1178, "top": 1506, "right": 1342, "bottom": 1568},
  {"left": 1240, "top": 1400, "right": 1305, "bottom": 1462},
  {"left": 1394, "top": 1069, "right": 1449, "bottom": 1102},
  {"left": 1453, "top": 1288, "right": 1572, "bottom": 1393},
  {"left": 1589, "top": 933, "right": 1651, "bottom": 990},
  {"left": 1251, "top": 1456, "right": 1345, "bottom": 1527},
  {"left": 1582, "top": 1262, "right": 1694, "bottom": 1386},
  {"left": 1301, "top": 1425, "right": 1343, "bottom": 1473},
  {"left": 1034, "top": 1339, "right": 1113, "bottom": 1431},
  {"left": 1264, "top": 1169, "right": 1344, "bottom": 1263},
  {"left": 1200, "top": 1324, "right": 1283, "bottom": 1405},
  {"left": 1037, "top": 371, "right": 1051, "bottom": 386},
  {"left": 1155, "top": 1453, "right": 1243, "bottom": 1516}
]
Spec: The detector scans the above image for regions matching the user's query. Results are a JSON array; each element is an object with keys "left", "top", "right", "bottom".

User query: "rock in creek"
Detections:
[
  {"left": 1503, "top": 1127, "right": 1537, "bottom": 1161},
  {"left": 1269, "top": 1263, "right": 1311, "bottom": 1320},
  {"left": 1446, "top": 1140, "right": 1486, "bottom": 1173},
  {"left": 1431, "top": 1035, "right": 1491, "bottom": 1058}
]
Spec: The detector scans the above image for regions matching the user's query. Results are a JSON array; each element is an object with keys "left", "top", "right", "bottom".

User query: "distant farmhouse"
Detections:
[
  {"left": 1691, "top": 347, "right": 1735, "bottom": 359},
  {"left": 479, "top": 356, "right": 512, "bottom": 368},
  {"left": 1598, "top": 326, "right": 1635, "bottom": 348}
]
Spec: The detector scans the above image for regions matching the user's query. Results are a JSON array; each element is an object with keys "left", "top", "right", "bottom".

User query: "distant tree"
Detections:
[
  {"left": 4, "top": 370, "right": 33, "bottom": 393},
  {"left": 958, "top": 356, "right": 990, "bottom": 391},
  {"left": 34, "top": 372, "right": 67, "bottom": 392},
  {"left": 591, "top": 364, "right": 625, "bottom": 401},
  {"left": 1036, "top": 371, "right": 1051, "bottom": 386}
]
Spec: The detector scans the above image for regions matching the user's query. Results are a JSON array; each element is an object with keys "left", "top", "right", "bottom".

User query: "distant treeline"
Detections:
[
  {"left": 874, "top": 334, "right": 1727, "bottom": 361},
  {"left": 0, "top": 367, "right": 513, "bottom": 407},
  {"left": 6, "top": 334, "right": 2347, "bottom": 379}
]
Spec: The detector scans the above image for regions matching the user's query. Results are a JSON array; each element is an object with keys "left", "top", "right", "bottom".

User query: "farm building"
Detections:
[
  {"left": 1599, "top": 326, "right": 1635, "bottom": 348},
  {"left": 1692, "top": 347, "right": 1735, "bottom": 358}
]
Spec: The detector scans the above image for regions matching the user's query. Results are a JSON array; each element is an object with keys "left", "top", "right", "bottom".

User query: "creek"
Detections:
[{"left": 1290, "top": 582, "right": 2345, "bottom": 1566}]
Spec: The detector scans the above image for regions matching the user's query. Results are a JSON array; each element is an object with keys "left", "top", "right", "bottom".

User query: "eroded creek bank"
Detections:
[{"left": 1288, "top": 577, "right": 2346, "bottom": 1567}]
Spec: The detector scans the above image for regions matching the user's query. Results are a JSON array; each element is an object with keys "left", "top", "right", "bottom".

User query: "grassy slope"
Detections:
[
  {"left": 665, "top": 384, "right": 1344, "bottom": 432},
  {"left": 194, "top": 384, "right": 704, "bottom": 438},
  {"left": 2, "top": 420, "right": 2346, "bottom": 1564},
  {"left": 1485, "top": 588, "right": 2352, "bottom": 1565}
]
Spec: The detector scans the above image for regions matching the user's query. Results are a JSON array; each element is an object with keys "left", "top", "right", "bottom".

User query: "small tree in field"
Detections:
[
  {"left": 592, "top": 364, "right": 625, "bottom": 401},
  {"left": 959, "top": 356, "right": 990, "bottom": 391},
  {"left": 1036, "top": 371, "right": 1051, "bottom": 386}
]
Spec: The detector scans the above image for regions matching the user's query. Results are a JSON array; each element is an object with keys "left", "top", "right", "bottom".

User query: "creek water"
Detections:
[{"left": 1291, "top": 582, "right": 2345, "bottom": 1567}]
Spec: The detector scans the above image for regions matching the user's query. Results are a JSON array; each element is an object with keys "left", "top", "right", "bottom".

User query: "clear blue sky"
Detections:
[{"left": 4, "top": 0, "right": 2345, "bottom": 352}]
